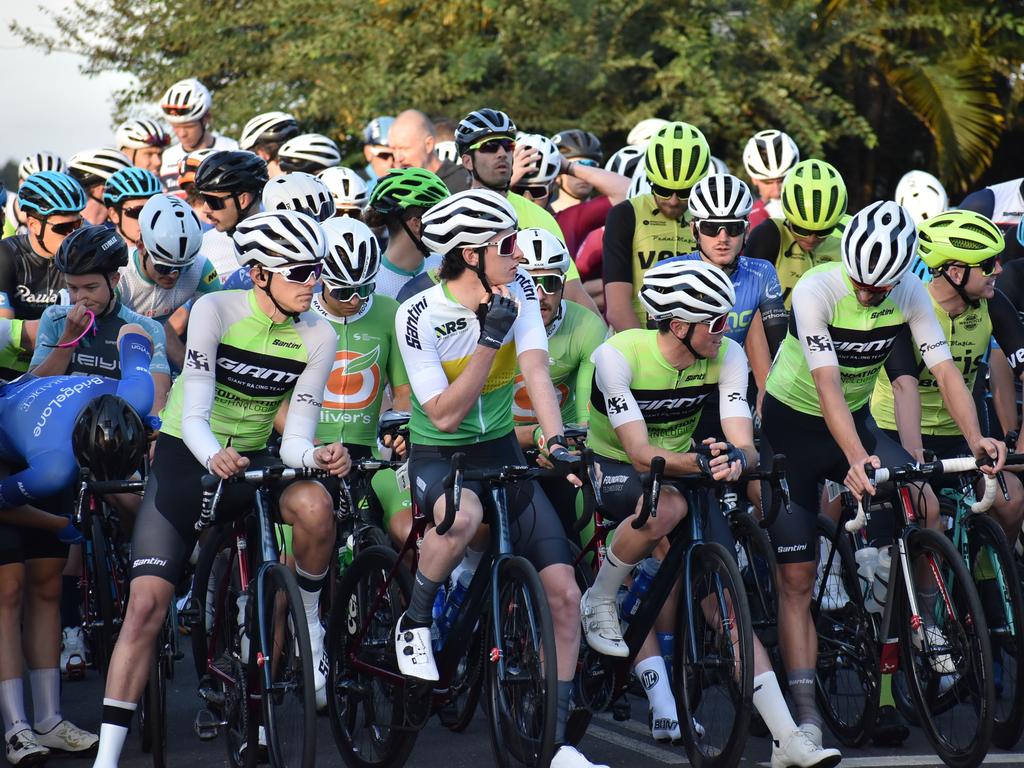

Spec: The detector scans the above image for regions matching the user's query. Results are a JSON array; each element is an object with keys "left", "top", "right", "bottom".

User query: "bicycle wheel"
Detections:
[
  {"left": 965, "top": 512, "right": 1024, "bottom": 749},
  {"left": 486, "top": 555, "right": 557, "bottom": 768},
  {"left": 326, "top": 545, "right": 417, "bottom": 768},
  {"left": 731, "top": 511, "right": 779, "bottom": 649},
  {"left": 439, "top": 619, "right": 486, "bottom": 733},
  {"left": 191, "top": 524, "right": 231, "bottom": 679},
  {"left": 673, "top": 541, "right": 753, "bottom": 768},
  {"left": 258, "top": 562, "right": 316, "bottom": 768},
  {"left": 564, "top": 543, "right": 606, "bottom": 747},
  {"left": 89, "top": 513, "right": 120, "bottom": 674},
  {"left": 811, "top": 515, "right": 879, "bottom": 747},
  {"left": 899, "top": 527, "right": 994, "bottom": 768},
  {"left": 139, "top": 631, "right": 168, "bottom": 768}
]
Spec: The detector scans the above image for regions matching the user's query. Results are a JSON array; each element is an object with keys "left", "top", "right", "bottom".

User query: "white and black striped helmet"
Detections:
[
  {"left": 239, "top": 111, "right": 300, "bottom": 152},
  {"left": 518, "top": 228, "right": 571, "bottom": 274},
  {"left": 515, "top": 134, "right": 562, "bottom": 185},
  {"left": 639, "top": 260, "right": 736, "bottom": 322},
  {"left": 278, "top": 134, "right": 341, "bottom": 173},
  {"left": 605, "top": 145, "right": 645, "bottom": 177},
  {"left": 262, "top": 172, "right": 336, "bottom": 222},
  {"left": 435, "top": 141, "right": 459, "bottom": 164},
  {"left": 688, "top": 174, "right": 754, "bottom": 220},
  {"left": 160, "top": 78, "right": 212, "bottom": 124},
  {"left": 140, "top": 194, "right": 203, "bottom": 266},
  {"left": 841, "top": 200, "right": 918, "bottom": 287},
  {"left": 455, "top": 109, "right": 517, "bottom": 154},
  {"left": 115, "top": 119, "right": 171, "bottom": 150},
  {"left": 321, "top": 217, "right": 381, "bottom": 286},
  {"left": 68, "top": 148, "right": 133, "bottom": 189},
  {"left": 233, "top": 210, "right": 326, "bottom": 268},
  {"left": 317, "top": 167, "right": 369, "bottom": 210},
  {"left": 420, "top": 189, "right": 518, "bottom": 255},
  {"left": 742, "top": 129, "right": 799, "bottom": 181},
  {"left": 19, "top": 151, "right": 65, "bottom": 182}
]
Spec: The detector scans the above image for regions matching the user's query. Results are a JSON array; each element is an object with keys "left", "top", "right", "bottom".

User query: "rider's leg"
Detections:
[
  {"left": 278, "top": 480, "right": 335, "bottom": 627},
  {"left": 22, "top": 557, "right": 63, "bottom": 732},
  {"left": 0, "top": 561, "right": 29, "bottom": 740}
]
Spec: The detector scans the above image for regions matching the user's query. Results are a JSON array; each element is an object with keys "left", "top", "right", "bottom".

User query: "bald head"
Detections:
[{"left": 389, "top": 109, "right": 439, "bottom": 171}]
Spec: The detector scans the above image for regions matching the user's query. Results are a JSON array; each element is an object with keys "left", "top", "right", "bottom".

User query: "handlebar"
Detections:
[
  {"left": 196, "top": 465, "right": 332, "bottom": 532},
  {"left": 87, "top": 478, "right": 146, "bottom": 495}
]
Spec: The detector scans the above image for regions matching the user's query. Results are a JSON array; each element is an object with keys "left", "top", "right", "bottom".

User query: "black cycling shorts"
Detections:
[
  {"left": 760, "top": 395, "right": 913, "bottom": 564},
  {"left": 0, "top": 462, "right": 71, "bottom": 566},
  {"left": 408, "top": 433, "right": 571, "bottom": 573}
]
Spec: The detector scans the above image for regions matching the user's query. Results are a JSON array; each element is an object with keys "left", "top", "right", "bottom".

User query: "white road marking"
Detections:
[{"left": 757, "top": 755, "right": 1024, "bottom": 767}]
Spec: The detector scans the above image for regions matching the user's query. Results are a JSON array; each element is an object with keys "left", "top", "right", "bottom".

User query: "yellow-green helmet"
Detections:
[
  {"left": 644, "top": 122, "right": 710, "bottom": 191},
  {"left": 917, "top": 209, "right": 1004, "bottom": 270},
  {"left": 781, "top": 159, "right": 847, "bottom": 231}
]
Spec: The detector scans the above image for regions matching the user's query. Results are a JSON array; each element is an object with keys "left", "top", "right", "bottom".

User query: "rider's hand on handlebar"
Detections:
[
  {"left": 844, "top": 454, "right": 880, "bottom": 501},
  {"left": 208, "top": 447, "right": 251, "bottom": 480},
  {"left": 700, "top": 438, "right": 745, "bottom": 482},
  {"left": 382, "top": 433, "right": 408, "bottom": 460},
  {"left": 970, "top": 436, "right": 1006, "bottom": 475},
  {"left": 548, "top": 445, "right": 582, "bottom": 488},
  {"left": 314, "top": 442, "right": 352, "bottom": 477}
]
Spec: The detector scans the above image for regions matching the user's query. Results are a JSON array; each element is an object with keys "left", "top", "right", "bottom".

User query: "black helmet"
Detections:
[
  {"left": 454, "top": 109, "right": 516, "bottom": 155},
  {"left": 55, "top": 225, "right": 129, "bottom": 275},
  {"left": 72, "top": 395, "right": 146, "bottom": 481},
  {"left": 193, "top": 150, "right": 269, "bottom": 194},
  {"left": 553, "top": 129, "right": 603, "bottom": 163}
]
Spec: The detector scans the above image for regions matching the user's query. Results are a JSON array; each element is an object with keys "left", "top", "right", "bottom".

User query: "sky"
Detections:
[{"left": 1, "top": 1, "right": 137, "bottom": 167}]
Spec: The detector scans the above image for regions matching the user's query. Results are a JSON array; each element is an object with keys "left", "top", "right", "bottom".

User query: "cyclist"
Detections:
[
  {"left": 102, "top": 167, "right": 163, "bottom": 250},
  {"left": 894, "top": 169, "right": 948, "bottom": 225},
  {"left": 317, "top": 166, "right": 370, "bottom": 218},
  {"left": 389, "top": 109, "right": 472, "bottom": 193},
  {"left": 4, "top": 153, "right": 66, "bottom": 239},
  {"left": 175, "top": 148, "right": 218, "bottom": 223},
  {"left": 66, "top": 149, "right": 132, "bottom": 226},
  {"left": 603, "top": 121, "right": 709, "bottom": 331},
  {"left": 0, "top": 317, "right": 33, "bottom": 382},
  {"left": 193, "top": 150, "right": 269, "bottom": 279},
  {"left": 362, "top": 116, "right": 396, "bottom": 188},
  {"left": 743, "top": 129, "right": 800, "bottom": 229},
  {"left": 626, "top": 118, "right": 668, "bottom": 147},
  {"left": 745, "top": 159, "right": 848, "bottom": 310},
  {"left": 760, "top": 200, "right": 1006, "bottom": 745},
  {"left": 115, "top": 118, "right": 172, "bottom": 174},
  {"left": 394, "top": 189, "right": 604, "bottom": 768},
  {"left": 0, "top": 326, "right": 154, "bottom": 766},
  {"left": 158, "top": 78, "right": 238, "bottom": 191},
  {"left": 0, "top": 172, "right": 86, "bottom": 320},
  {"left": 92, "top": 211, "right": 350, "bottom": 768},
  {"left": 362, "top": 167, "right": 450, "bottom": 299},
  {"left": 237, "top": 111, "right": 300, "bottom": 178},
  {"left": 278, "top": 133, "right": 342, "bottom": 174},
  {"left": 960, "top": 175, "right": 1023, "bottom": 263},
  {"left": 551, "top": 129, "right": 603, "bottom": 213}
]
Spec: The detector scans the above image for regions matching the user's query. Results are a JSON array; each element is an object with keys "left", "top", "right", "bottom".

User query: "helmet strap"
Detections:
[
  {"left": 399, "top": 215, "right": 431, "bottom": 258},
  {"left": 100, "top": 274, "right": 117, "bottom": 317},
  {"left": 675, "top": 321, "right": 705, "bottom": 360},
  {"left": 939, "top": 266, "right": 980, "bottom": 309},
  {"left": 261, "top": 271, "right": 300, "bottom": 323}
]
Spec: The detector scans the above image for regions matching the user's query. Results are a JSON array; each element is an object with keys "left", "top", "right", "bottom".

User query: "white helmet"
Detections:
[
  {"left": 639, "top": 260, "right": 736, "bottom": 322},
  {"left": 160, "top": 78, "right": 212, "bottom": 124},
  {"left": 435, "top": 140, "right": 459, "bottom": 164},
  {"left": 317, "top": 167, "right": 369, "bottom": 210},
  {"left": 514, "top": 134, "right": 562, "bottom": 185},
  {"left": 841, "top": 200, "right": 918, "bottom": 287},
  {"left": 742, "top": 129, "right": 800, "bottom": 181},
  {"left": 605, "top": 145, "right": 645, "bottom": 177},
  {"left": 239, "top": 111, "right": 300, "bottom": 152},
  {"left": 115, "top": 119, "right": 171, "bottom": 150},
  {"left": 68, "top": 148, "right": 133, "bottom": 188},
  {"left": 262, "top": 172, "right": 336, "bottom": 222},
  {"left": 278, "top": 134, "right": 341, "bottom": 173},
  {"left": 321, "top": 217, "right": 381, "bottom": 286},
  {"left": 233, "top": 210, "right": 326, "bottom": 268},
  {"left": 140, "top": 194, "right": 203, "bottom": 266},
  {"left": 687, "top": 174, "right": 754, "bottom": 220},
  {"left": 627, "top": 118, "right": 669, "bottom": 147},
  {"left": 518, "top": 228, "right": 571, "bottom": 274},
  {"left": 894, "top": 170, "right": 948, "bottom": 224},
  {"left": 628, "top": 163, "right": 651, "bottom": 199},
  {"left": 420, "top": 189, "right": 518, "bottom": 255},
  {"left": 19, "top": 151, "right": 65, "bottom": 182},
  {"left": 709, "top": 156, "right": 729, "bottom": 175}
]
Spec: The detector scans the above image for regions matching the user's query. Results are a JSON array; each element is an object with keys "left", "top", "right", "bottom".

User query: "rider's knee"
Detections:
[
  {"left": 776, "top": 561, "right": 815, "bottom": 598},
  {"left": 0, "top": 569, "right": 24, "bottom": 612},
  {"left": 284, "top": 483, "right": 335, "bottom": 538},
  {"left": 640, "top": 492, "right": 686, "bottom": 539},
  {"left": 544, "top": 572, "right": 581, "bottom": 625},
  {"left": 124, "top": 585, "right": 167, "bottom": 633}
]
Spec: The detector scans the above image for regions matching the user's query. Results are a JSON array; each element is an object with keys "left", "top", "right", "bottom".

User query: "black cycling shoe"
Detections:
[{"left": 871, "top": 705, "right": 909, "bottom": 747}]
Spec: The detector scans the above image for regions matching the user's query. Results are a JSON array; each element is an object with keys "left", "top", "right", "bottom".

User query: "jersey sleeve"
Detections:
[
  {"left": 115, "top": 333, "right": 156, "bottom": 417},
  {"left": 511, "top": 268, "right": 549, "bottom": 356},
  {"left": 718, "top": 340, "right": 752, "bottom": 421},
  {"left": 29, "top": 307, "right": 62, "bottom": 367},
  {"left": 790, "top": 276, "right": 841, "bottom": 371},
  {"left": 591, "top": 342, "right": 643, "bottom": 429},
  {"left": 958, "top": 189, "right": 996, "bottom": 218},
  {"left": 0, "top": 242, "right": 16, "bottom": 310},
  {"left": 743, "top": 220, "right": 782, "bottom": 265},
  {"left": 177, "top": 294, "right": 230, "bottom": 467},
  {"left": 899, "top": 277, "right": 952, "bottom": 369},
  {"left": 754, "top": 261, "right": 788, "bottom": 354},
  {"left": 881, "top": 325, "right": 919, "bottom": 381},
  {"left": 395, "top": 294, "right": 450, "bottom": 406},
  {"left": 602, "top": 202, "right": 637, "bottom": 284},
  {"left": 279, "top": 322, "right": 335, "bottom": 468},
  {"left": 572, "top": 307, "right": 608, "bottom": 424},
  {"left": 989, "top": 289, "right": 1024, "bottom": 377},
  {"left": 195, "top": 259, "right": 222, "bottom": 296}
]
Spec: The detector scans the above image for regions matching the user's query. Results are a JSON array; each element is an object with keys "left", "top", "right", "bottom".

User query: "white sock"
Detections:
[
  {"left": 752, "top": 671, "right": 798, "bottom": 743},
  {"left": 635, "top": 656, "right": 676, "bottom": 720},
  {"left": 93, "top": 698, "right": 136, "bottom": 768},
  {"left": 295, "top": 565, "right": 328, "bottom": 643},
  {"left": 0, "top": 678, "right": 30, "bottom": 740},
  {"left": 590, "top": 544, "right": 637, "bottom": 600},
  {"left": 28, "top": 668, "right": 61, "bottom": 732}
]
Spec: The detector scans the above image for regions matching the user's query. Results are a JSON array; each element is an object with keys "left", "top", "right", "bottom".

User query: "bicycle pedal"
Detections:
[
  {"left": 198, "top": 685, "right": 226, "bottom": 709},
  {"left": 402, "top": 682, "right": 432, "bottom": 731},
  {"left": 611, "top": 696, "right": 631, "bottom": 722},
  {"left": 193, "top": 708, "right": 225, "bottom": 740}
]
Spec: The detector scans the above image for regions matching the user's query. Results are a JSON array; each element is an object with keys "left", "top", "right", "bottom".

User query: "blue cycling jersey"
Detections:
[
  {"left": 0, "top": 333, "right": 154, "bottom": 508},
  {"left": 665, "top": 252, "right": 787, "bottom": 346}
]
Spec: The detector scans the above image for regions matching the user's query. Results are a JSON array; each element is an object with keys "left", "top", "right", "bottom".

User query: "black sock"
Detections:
[
  {"left": 554, "top": 680, "right": 573, "bottom": 744},
  {"left": 405, "top": 572, "right": 443, "bottom": 627}
]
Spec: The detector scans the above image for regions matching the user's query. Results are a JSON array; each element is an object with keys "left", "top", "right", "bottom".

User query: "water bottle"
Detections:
[
  {"left": 337, "top": 534, "right": 354, "bottom": 573},
  {"left": 436, "top": 570, "right": 473, "bottom": 648},
  {"left": 620, "top": 559, "right": 660, "bottom": 621},
  {"left": 870, "top": 546, "right": 892, "bottom": 612},
  {"left": 657, "top": 631, "right": 675, "bottom": 676},
  {"left": 855, "top": 546, "right": 879, "bottom": 610},
  {"left": 236, "top": 593, "right": 250, "bottom": 660}
]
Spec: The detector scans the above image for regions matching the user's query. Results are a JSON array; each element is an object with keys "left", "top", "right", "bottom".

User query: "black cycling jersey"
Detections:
[
  {"left": 0, "top": 235, "right": 65, "bottom": 319},
  {"left": 996, "top": 260, "right": 1024, "bottom": 325}
]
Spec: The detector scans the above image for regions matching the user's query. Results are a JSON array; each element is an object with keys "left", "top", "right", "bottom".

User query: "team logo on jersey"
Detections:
[
  {"left": 324, "top": 347, "right": 381, "bottom": 411},
  {"left": 511, "top": 372, "right": 569, "bottom": 422}
]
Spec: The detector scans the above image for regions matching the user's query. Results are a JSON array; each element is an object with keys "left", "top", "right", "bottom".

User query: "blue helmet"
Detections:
[
  {"left": 103, "top": 167, "right": 162, "bottom": 206},
  {"left": 18, "top": 171, "right": 87, "bottom": 217},
  {"left": 0, "top": 183, "right": 7, "bottom": 209}
]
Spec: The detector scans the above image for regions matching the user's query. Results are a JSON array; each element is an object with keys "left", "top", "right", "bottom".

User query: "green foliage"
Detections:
[{"left": 11, "top": 0, "right": 1023, "bottom": 199}]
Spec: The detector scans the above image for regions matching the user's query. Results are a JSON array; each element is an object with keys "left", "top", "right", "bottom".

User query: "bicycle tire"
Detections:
[
  {"left": 89, "top": 512, "right": 119, "bottom": 675},
  {"left": 964, "top": 512, "right": 1024, "bottom": 749},
  {"left": 486, "top": 555, "right": 557, "bottom": 768},
  {"left": 326, "top": 544, "right": 417, "bottom": 768},
  {"left": 439, "top": 619, "right": 486, "bottom": 733},
  {"left": 258, "top": 562, "right": 317, "bottom": 768},
  {"left": 140, "top": 631, "right": 168, "bottom": 768},
  {"left": 812, "top": 514, "right": 879, "bottom": 747},
  {"left": 899, "top": 526, "right": 994, "bottom": 768},
  {"left": 731, "top": 511, "right": 779, "bottom": 649},
  {"left": 190, "top": 524, "right": 231, "bottom": 680},
  {"left": 673, "top": 541, "right": 753, "bottom": 768},
  {"left": 564, "top": 543, "right": 603, "bottom": 747}
]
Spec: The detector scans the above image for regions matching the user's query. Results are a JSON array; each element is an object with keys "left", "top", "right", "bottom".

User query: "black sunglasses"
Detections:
[
  {"left": 152, "top": 262, "right": 182, "bottom": 276},
  {"left": 697, "top": 220, "right": 747, "bottom": 238},
  {"left": 48, "top": 218, "right": 84, "bottom": 236},
  {"left": 787, "top": 221, "right": 835, "bottom": 238},
  {"left": 959, "top": 256, "right": 999, "bottom": 276},
  {"left": 200, "top": 193, "right": 232, "bottom": 211},
  {"left": 472, "top": 138, "right": 515, "bottom": 154},
  {"left": 650, "top": 182, "right": 689, "bottom": 199},
  {"left": 511, "top": 185, "right": 550, "bottom": 199},
  {"left": 120, "top": 206, "right": 145, "bottom": 219}
]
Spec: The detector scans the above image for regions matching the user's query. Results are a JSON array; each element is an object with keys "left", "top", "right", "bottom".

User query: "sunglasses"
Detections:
[
  {"left": 480, "top": 231, "right": 518, "bottom": 258},
  {"left": 200, "top": 193, "right": 232, "bottom": 211},
  {"left": 120, "top": 206, "right": 145, "bottom": 220},
  {"left": 530, "top": 274, "right": 565, "bottom": 294},
  {"left": 370, "top": 149, "right": 394, "bottom": 161},
  {"left": 471, "top": 138, "right": 515, "bottom": 154},
  {"left": 511, "top": 185, "right": 549, "bottom": 199},
  {"left": 150, "top": 260, "right": 183, "bottom": 276},
  {"left": 704, "top": 313, "right": 730, "bottom": 335},
  {"left": 787, "top": 221, "right": 835, "bottom": 238},
  {"left": 327, "top": 282, "right": 375, "bottom": 302},
  {"left": 263, "top": 262, "right": 324, "bottom": 284},
  {"left": 651, "top": 183, "right": 689, "bottom": 200},
  {"left": 335, "top": 208, "right": 362, "bottom": 219},
  {"left": 966, "top": 256, "right": 998, "bottom": 276},
  {"left": 697, "top": 220, "right": 747, "bottom": 238},
  {"left": 162, "top": 104, "right": 194, "bottom": 117},
  {"left": 850, "top": 277, "right": 895, "bottom": 295},
  {"left": 48, "top": 218, "right": 84, "bottom": 236}
]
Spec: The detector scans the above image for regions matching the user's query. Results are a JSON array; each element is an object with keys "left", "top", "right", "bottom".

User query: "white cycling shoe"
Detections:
[
  {"left": 914, "top": 625, "right": 956, "bottom": 674},
  {"left": 770, "top": 727, "right": 841, "bottom": 768},
  {"left": 550, "top": 744, "right": 610, "bottom": 768},
  {"left": 580, "top": 589, "right": 628, "bottom": 658},
  {"left": 309, "top": 621, "right": 329, "bottom": 711},
  {"left": 394, "top": 613, "right": 439, "bottom": 682}
]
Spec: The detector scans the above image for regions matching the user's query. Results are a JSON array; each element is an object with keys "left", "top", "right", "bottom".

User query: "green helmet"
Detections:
[
  {"left": 369, "top": 168, "right": 450, "bottom": 215},
  {"left": 781, "top": 159, "right": 847, "bottom": 231},
  {"left": 917, "top": 209, "right": 1004, "bottom": 270},
  {"left": 644, "top": 122, "right": 710, "bottom": 191}
]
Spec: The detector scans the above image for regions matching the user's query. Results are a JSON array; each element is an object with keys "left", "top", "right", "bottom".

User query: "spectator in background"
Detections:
[
  {"left": 362, "top": 116, "right": 396, "bottom": 190},
  {"left": 389, "top": 110, "right": 471, "bottom": 193}
]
